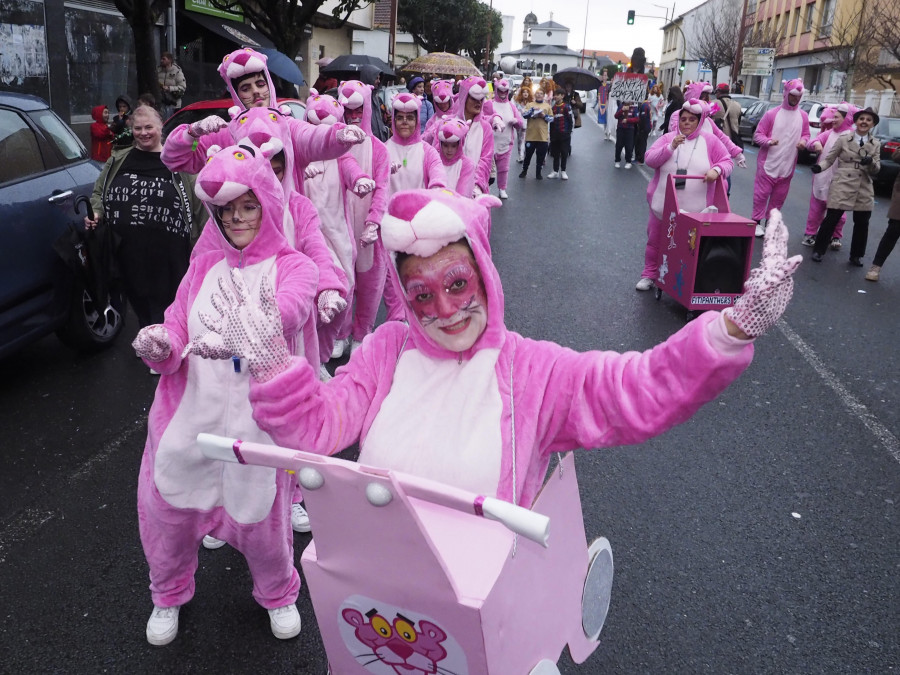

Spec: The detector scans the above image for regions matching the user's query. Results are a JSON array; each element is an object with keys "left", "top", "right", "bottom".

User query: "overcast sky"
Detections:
[{"left": 486, "top": 0, "right": 707, "bottom": 64}]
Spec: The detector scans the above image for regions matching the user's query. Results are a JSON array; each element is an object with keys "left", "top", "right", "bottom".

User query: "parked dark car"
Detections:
[
  {"left": 0, "top": 92, "right": 124, "bottom": 359},
  {"left": 738, "top": 100, "right": 779, "bottom": 144},
  {"left": 162, "top": 97, "right": 306, "bottom": 140},
  {"left": 730, "top": 94, "right": 760, "bottom": 114},
  {"left": 873, "top": 116, "right": 900, "bottom": 192}
]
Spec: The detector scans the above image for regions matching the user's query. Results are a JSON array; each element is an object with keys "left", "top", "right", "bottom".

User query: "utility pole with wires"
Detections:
[
  {"left": 484, "top": 0, "right": 494, "bottom": 74},
  {"left": 581, "top": 0, "right": 591, "bottom": 67}
]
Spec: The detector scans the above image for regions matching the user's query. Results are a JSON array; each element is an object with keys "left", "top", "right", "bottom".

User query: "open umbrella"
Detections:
[
  {"left": 402, "top": 52, "right": 483, "bottom": 77},
  {"left": 259, "top": 48, "right": 306, "bottom": 86},
  {"left": 320, "top": 54, "right": 395, "bottom": 80},
  {"left": 553, "top": 67, "right": 602, "bottom": 91}
]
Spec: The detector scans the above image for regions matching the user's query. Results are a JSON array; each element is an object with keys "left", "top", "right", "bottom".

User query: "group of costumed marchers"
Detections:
[{"left": 129, "top": 46, "right": 803, "bottom": 669}]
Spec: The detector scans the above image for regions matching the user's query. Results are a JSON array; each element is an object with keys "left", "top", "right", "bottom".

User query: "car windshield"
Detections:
[{"left": 31, "top": 109, "right": 86, "bottom": 162}]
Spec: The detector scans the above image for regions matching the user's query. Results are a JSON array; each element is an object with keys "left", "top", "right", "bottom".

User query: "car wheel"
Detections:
[{"left": 56, "top": 277, "right": 125, "bottom": 352}]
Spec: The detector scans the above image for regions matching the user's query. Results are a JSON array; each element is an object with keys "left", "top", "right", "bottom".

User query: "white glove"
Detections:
[
  {"left": 390, "top": 161, "right": 402, "bottom": 174},
  {"left": 723, "top": 209, "right": 802, "bottom": 337},
  {"left": 185, "top": 269, "right": 291, "bottom": 382},
  {"left": 132, "top": 324, "right": 171, "bottom": 362},
  {"left": 353, "top": 177, "right": 376, "bottom": 196},
  {"left": 736, "top": 153, "right": 747, "bottom": 169},
  {"left": 491, "top": 116, "right": 504, "bottom": 133},
  {"left": 317, "top": 289, "right": 347, "bottom": 324},
  {"left": 188, "top": 115, "right": 227, "bottom": 138},
  {"left": 336, "top": 125, "right": 367, "bottom": 145},
  {"left": 304, "top": 164, "right": 324, "bottom": 180},
  {"left": 473, "top": 186, "right": 483, "bottom": 197},
  {"left": 360, "top": 221, "right": 379, "bottom": 246}
]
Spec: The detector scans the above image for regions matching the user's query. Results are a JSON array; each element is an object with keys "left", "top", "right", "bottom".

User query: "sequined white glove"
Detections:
[
  {"left": 304, "top": 164, "right": 324, "bottom": 180},
  {"left": 185, "top": 269, "right": 291, "bottom": 382},
  {"left": 360, "top": 220, "right": 379, "bottom": 246},
  {"left": 390, "top": 161, "right": 402, "bottom": 175},
  {"left": 336, "top": 125, "right": 367, "bottom": 145},
  {"left": 353, "top": 177, "right": 376, "bottom": 196},
  {"left": 736, "top": 153, "right": 747, "bottom": 169},
  {"left": 132, "top": 324, "right": 171, "bottom": 362},
  {"left": 188, "top": 115, "right": 227, "bottom": 138},
  {"left": 317, "top": 289, "right": 347, "bottom": 324},
  {"left": 723, "top": 210, "right": 802, "bottom": 337}
]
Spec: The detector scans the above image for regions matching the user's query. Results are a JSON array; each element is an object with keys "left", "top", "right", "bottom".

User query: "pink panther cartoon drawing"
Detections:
[{"left": 342, "top": 607, "right": 452, "bottom": 674}]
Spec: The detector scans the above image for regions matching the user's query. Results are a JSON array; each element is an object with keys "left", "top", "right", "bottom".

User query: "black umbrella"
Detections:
[
  {"left": 320, "top": 54, "right": 395, "bottom": 80},
  {"left": 553, "top": 67, "right": 602, "bottom": 90},
  {"left": 259, "top": 48, "right": 306, "bottom": 86}
]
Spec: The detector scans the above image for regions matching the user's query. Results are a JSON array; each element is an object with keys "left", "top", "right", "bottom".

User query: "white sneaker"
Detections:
[
  {"left": 614, "top": 162, "right": 621, "bottom": 168},
  {"left": 269, "top": 604, "right": 302, "bottom": 639},
  {"left": 202, "top": 535, "right": 226, "bottom": 549},
  {"left": 146, "top": 605, "right": 179, "bottom": 646},
  {"left": 499, "top": 189, "right": 509, "bottom": 199},
  {"left": 318, "top": 363, "right": 332, "bottom": 382},
  {"left": 547, "top": 171, "right": 559, "bottom": 179},
  {"left": 149, "top": 368, "right": 160, "bottom": 375},
  {"left": 635, "top": 278, "right": 654, "bottom": 291},
  {"left": 517, "top": 155, "right": 524, "bottom": 162},
  {"left": 560, "top": 171, "right": 568, "bottom": 180},
  {"left": 330, "top": 338, "right": 348, "bottom": 360},
  {"left": 349, "top": 338, "right": 363, "bottom": 354},
  {"left": 755, "top": 222, "right": 766, "bottom": 237},
  {"left": 291, "top": 502, "right": 311, "bottom": 533},
  {"left": 624, "top": 163, "right": 633, "bottom": 170}
]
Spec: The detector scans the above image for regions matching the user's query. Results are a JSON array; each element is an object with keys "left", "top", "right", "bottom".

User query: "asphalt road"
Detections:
[{"left": 0, "top": 118, "right": 897, "bottom": 674}]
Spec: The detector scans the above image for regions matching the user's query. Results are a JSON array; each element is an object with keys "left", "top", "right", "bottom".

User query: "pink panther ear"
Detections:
[
  {"left": 259, "top": 138, "right": 284, "bottom": 159},
  {"left": 278, "top": 104, "right": 291, "bottom": 115},
  {"left": 474, "top": 194, "right": 502, "bottom": 210},
  {"left": 206, "top": 144, "right": 222, "bottom": 158},
  {"left": 228, "top": 106, "right": 241, "bottom": 120}
]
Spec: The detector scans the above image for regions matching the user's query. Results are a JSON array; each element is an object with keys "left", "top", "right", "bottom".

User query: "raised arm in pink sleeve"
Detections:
[
  {"left": 423, "top": 143, "right": 448, "bottom": 188},
  {"left": 273, "top": 252, "right": 319, "bottom": 340},
  {"left": 288, "top": 119, "right": 354, "bottom": 170},
  {"left": 161, "top": 126, "right": 232, "bottom": 174},
  {"left": 644, "top": 133, "right": 676, "bottom": 169}
]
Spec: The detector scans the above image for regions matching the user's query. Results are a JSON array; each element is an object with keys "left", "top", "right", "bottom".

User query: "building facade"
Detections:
[{"left": 499, "top": 13, "right": 582, "bottom": 78}]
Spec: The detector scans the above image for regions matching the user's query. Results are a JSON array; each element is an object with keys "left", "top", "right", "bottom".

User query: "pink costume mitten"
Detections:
[
  {"left": 390, "top": 161, "right": 402, "bottom": 175},
  {"left": 353, "top": 177, "right": 376, "bottom": 196},
  {"left": 336, "top": 125, "right": 367, "bottom": 145},
  {"left": 491, "top": 115, "right": 504, "bottom": 133},
  {"left": 188, "top": 115, "right": 228, "bottom": 138},
  {"left": 132, "top": 324, "right": 171, "bottom": 362},
  {"left": 736, "top": 153, "right": 747, "bottom": 169},
  {"left": 304, "top": 164, "right": 324, "bottom": 180},
  {"left": 360, "top": 220, "right": 379, "bottom": 247},
  {"left": 195, "top": 268, "right": 291, "bottom": 381},
  {"left": 317, "top": 289, "right": 348, "bottom": 324},
  {"left": 723, "top": 209, "right": 802, "bottom": 337}
]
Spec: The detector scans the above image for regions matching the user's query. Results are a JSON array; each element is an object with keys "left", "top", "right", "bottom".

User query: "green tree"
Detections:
[{"left": 399, "top": 0, "right": 502, "bottom": 66}]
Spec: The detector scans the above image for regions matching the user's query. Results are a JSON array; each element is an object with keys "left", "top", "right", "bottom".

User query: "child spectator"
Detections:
[
  {"left": 614, "top": 101, "right": 639, "bottom": 169},
  {"left": 547, "top": 88, "right": 574, "bottom": 180},
  {"left": 89, "top": 105, "right": 115, "bottom": 162},
  {"left": 110, "top": 95, "right": 133, "bottom": 149},
  {"left": 519, "top": 88, "right": 552, "bottom": 180}
]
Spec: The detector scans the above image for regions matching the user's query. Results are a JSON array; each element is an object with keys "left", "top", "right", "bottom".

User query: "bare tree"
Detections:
[
  {"left": 689, "top": 0, "right": 742, "bottom": 85},
  {"left": 821, "top": 2, "right": 878, "bottom": 99},
  {"left": 868, "top": 0, "right": 900, "bottom": 91}
]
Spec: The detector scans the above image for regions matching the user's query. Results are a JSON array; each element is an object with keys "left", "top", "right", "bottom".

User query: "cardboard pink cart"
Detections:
[
  {"left": 199, "top": 434, "right": 614, "bottom": 674},
  {"left": 654, "top": 175, "right": 756, "bottom": 320}
]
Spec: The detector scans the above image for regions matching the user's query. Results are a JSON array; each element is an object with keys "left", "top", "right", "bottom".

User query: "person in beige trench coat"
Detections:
[
  {"left": 810, "top": 107, "right": 881, "bottom": 265},
  {"left": 865, "top": 147, "right": 900, "bottom": 281}
]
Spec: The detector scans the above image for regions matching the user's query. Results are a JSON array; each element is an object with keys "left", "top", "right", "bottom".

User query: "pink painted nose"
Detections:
[{"left": 435, "top": 291, "right": 458, "bottom": 319}]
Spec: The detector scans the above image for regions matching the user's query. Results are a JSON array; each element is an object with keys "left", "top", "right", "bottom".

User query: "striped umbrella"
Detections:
[{"left": 403, "top": 52, "right": 483, "bottom": 77}]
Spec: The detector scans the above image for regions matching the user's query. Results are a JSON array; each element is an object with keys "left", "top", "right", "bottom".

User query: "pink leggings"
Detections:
[
  {"left": 494, "top": 149, "right": 512, "bottom": 190},
  {"left": 805, "top": 195, "right": 845, "bottom": 239},
  {"left": 641, "top": 212, "right": 665, "bottom": 280},
  {"left": 352, "top": 240, "right": 387, "bottom": 341},
  {"left": 752, "top": 172, "right": 793, "bottom": 222},
  {"left": 137, "top": 452, "right": 300, "bottom": 610}
]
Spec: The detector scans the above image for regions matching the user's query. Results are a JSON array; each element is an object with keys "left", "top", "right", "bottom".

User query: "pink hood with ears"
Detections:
[
  {"left": 781, "top": 78, "right": 804, "bottom": 110},
  {"left": 305, "top": 91, "right": 344, "bottom": 125},
  {"left": 431, "top": 79, "right": 455, "bottom": 107},
  {"left": 684, "top": 82, "right": 713, "bottom": 100},
  {"left": 493, "top": 78, "right": 511, "bottom": 102},
  {"left": 436, "top": 117, "right": 471, "bottom": 166},
  {"left": 336, "top": 79, "right": 374, "bottom": 134},
  {"left": 680, "top": 98, "right": 710, "bottom": 140},
  {"left": 217, "top": 48, "right": 277, "bottom": 109},
  {"left": 455, "top": 76, "right": 489, "bottom": 118},
  {"left": 380, "top": 188, "right": 504, "bottom": 360},
  {"left": 227, "top": 105, "right": 298, "bottom": 194},
  {"left": 390, "top": 92, "right": 423, "bottom": 146}
]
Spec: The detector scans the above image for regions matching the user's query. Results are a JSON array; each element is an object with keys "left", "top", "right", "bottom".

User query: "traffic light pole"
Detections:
[{"left": 630, "top": 11, "right": 687, "bottom": 86}]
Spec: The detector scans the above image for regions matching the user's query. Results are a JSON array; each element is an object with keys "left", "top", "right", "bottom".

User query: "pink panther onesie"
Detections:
[
  {"left": 436, "top": 117, "right": 477, "bottom": 197},
  {"left": 453, "top": 76, "right": 496, "bottom": 194},
  {"left": 303, "top": 92, "right": 372, "bottom": 363},
  {"left": 486, "top": 78, "right": 525, "bottom": 194},
  {"left": 137, "top": 138, "right": 318, "bottom": 611},
  {"left": 161, "top": 47, "right": 357, "bottom": 194},
  {"left": 382, "top": 92, "right": 448, "bottom": 321},
  {"left": 247, "top": 188, "right": 755, "bottom": 509},
  {"left": 642, "top": 99, "right": 734, "bottom": 281},
  {"left": 669, "top": 82, "right": 744, "bottom": 161},
  {"left": 336, "top": 80, "right": 392, "bottom": 345},
  {"left": 752, "top": 78, "right": 810, "bottom": 222},
  {"left": 422, "top": 79, "right": 457, "bottom": 145},
  {"left": 804, "top": 103, "right": 854, "bottom": 240}
]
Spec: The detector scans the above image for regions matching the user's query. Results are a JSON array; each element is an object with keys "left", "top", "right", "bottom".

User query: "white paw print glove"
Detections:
[
  {"left": 132, "top": 324, "right": 171, "bottom": 362},
  {"left": 353, "top": 177, "right": 376, "bottom": 196},
  {"left": 184, "top": 269, "right": 291, "bottom": 382},
  {"left": 736, "top": 153, "right": 747, "bottom": 169},
  {"left": 360, "top": 221, "right": 380, "bottom": 246},
  {"left": 316, "top": 289, "right": 347, "bottom": 324},
  {"left": 390, "top": 161, "right": 402, "bottom": 175},
  {"left": 188, "top": 115, "right": 227, "bottom": 138},
  {"left": 336, "top": 125, "right": 367, "bottom": 145},
  {"left": 304, "top": 164, "right": 324, "bottom": 180},
  {"left": 723, "top": 209, "right": 802, "bottom": 337}
]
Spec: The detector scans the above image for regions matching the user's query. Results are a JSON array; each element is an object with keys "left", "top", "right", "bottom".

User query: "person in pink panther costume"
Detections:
[
  {"left": 751, "top": 78, "right": 810, "bottom": 236},
  {"left": 436, "top": 117, "right": 477, "bottom": 197},
  {"left": 637, "top": 99, "right": 734, "bottom": 291},
  {"left": 422, "top": 79, "right": 457, "bottom": 145},
  {"left": 668, "top": 82, "right": 747, "bottom": 171},
  {"left": 336, "top": 80, "right": 391, "bottom": 355},
  {"left": 190, "top": 188, "right": 801, "bottom": 515},
  {"left": 802, "top": 103, "right": 854, "bottom": 249},
  {"left": 302, "top": 91, "right": 376, "bottom": 366},
  {"left": 382, "top": 92, "right": 447, "bottom": 321},
  {"left": 485, "top": 77, "right": 525, "bottom": 200},
  {"left": 160, "top": 47, "right": 366, "bottom": 193},
  {"left": 454, "top": 76, "right": 497, "bottom": 196},
  {"left": 132, "top": 138, "right": 319, "bottom": 647}
]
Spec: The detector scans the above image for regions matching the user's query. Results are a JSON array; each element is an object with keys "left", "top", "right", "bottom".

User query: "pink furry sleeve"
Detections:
[
  {"left": 422, "top": 143, "right": 448, "bottom": 188},
  {"left": 705, "top": 131, "right": 734, "bottom": 178},
  {"left": 366, "top": 139, "right": 390, "bottom": 224},
  {"left": 799, "top": 110, "right": 811, "bottom": 144},
  {"left": 290, "top": 195, "right": 349, "bottom": 296},
  {"left": 473, "top": 120, "right": 495, "bottom": 192},
  {"left": 274, "top": 251, "right": 319, "bottom": 340},
  {"left": 161, "top": 126, "right": 231, "bottom": 174},
  {"left": 338, "top": 152, "right": 370, "bottom": 190},
  {"left": 644, "top": 133, "right": 676, "bottom": 169},
  {"left": 753, "top": 109, "right": 775, "bottom": 147},
  {"left": 288, "top": 119, "right": 352, "bottom": 167},
  {"left": 709, "top": 121, "right": 742, "bottom": 157},
  {"left": 455, "top": 158, "right": 476, "bottom": 198}
]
